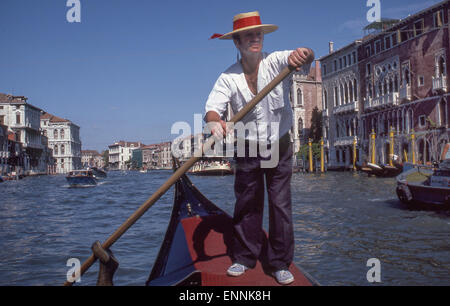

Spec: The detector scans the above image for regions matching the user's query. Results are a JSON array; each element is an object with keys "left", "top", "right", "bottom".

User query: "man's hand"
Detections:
[
  {"left": 288, "top": 48, "right": 315, "bottom": 71},
  {"left": 209, "top": 120, "right": 227, "bottom": 141},
  {"left": 205, "top": 111, "right": 227, "bottom": 140}
]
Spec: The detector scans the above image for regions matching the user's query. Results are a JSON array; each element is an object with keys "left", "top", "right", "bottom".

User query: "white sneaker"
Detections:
[
  {"left": 272, "top": 270, "right": 294, "bottom": 285},
  {"left": 227, "top": 263, "right": 248, "bottom": 277}
]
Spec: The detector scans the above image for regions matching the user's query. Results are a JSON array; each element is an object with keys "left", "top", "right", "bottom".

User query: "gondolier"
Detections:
[{"left": 205, "top": 11, "right": 314, "bottom": 285}]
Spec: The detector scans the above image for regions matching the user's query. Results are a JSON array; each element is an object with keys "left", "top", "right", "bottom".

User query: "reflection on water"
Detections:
[{"left": 0, "top": 171, "right": 448, "bottom": 285}]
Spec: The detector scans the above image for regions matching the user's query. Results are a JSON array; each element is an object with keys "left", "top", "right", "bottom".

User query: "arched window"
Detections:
[
  {"left": 349, "top": 81, "right": 354, "bottom": 102},
  {"left": 340, "top": 83, "right": 344, "bottom": 105},
  {"left": 368, "top": 83, "right": 373, "bottom": 99},
  {"left": 353, "top": 79, "right": 358, "bottom": 101},
  {"left": 61, "top": 144, "right": 65, "bottom": 155},
  {"left": 404, "top": 68, "right": 410, "bottom": 86},
  {"left": 297, "top": 88, "right": 303, "bottom": 106},
  {"left": 344, "top": 82, "right": 349, "bottom": 103},
  {"left": 389, "top": 77, "right": 394, "bottom": 93},
  {"left": 438, "top": 56, "right": 447, "bottom": 76},
  {"left": 407, "top": 109, "right": 414, "bottom": 132},
  {"left": 394, "top": 75, "right": 399, "bottom": 92},
  {"left": 334, "top": 87, "right": 339, "bottom": 107},
  {"left": 323, "top": 89, "right": 328, "bottom": 109},
  {"left": 439, "top": 99, "right": 447, "bottom": 127},
  {"left": 54, "top": 145, "right": 58, "bottom": 155},
  {"left": 298, "top": 117, "right": 304, "bottom": 139},
  {"left": 54, "top": 129, "right": 58, "bottom": 139},
  {"left": 60, "top": 129, "right": 65, "bottom": 139},
  {"left": 16, "top": 112, "right": 21, "bottom": 125}
]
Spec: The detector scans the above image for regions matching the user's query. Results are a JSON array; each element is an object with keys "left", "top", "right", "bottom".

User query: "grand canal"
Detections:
[{"left": 0, "top": 170, "right": 449, "bottom": 286}]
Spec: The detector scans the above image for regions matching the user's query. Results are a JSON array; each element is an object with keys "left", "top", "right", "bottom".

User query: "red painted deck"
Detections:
[{"left": 181, "top": 214, "right": 313, "bottom": 286}]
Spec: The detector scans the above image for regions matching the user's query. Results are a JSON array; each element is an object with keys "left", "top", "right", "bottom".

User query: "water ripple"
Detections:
[{"left": 0, "top": 171, "right": 449, "bottom": 285}]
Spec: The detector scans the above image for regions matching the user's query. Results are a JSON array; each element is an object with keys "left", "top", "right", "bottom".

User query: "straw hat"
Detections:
[{"left": 210, "top": 11, "right": 278, "bottom": 40}]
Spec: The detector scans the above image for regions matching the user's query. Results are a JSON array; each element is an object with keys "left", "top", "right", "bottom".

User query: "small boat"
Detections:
[
  {"left": 396, "top": 160, "right": 450, "bottom": 208},
  {"left": 88, "top": 167, "right": 107, "bottom": 179},
  {"left": 189, "top": 160, "right": 233, "bottom": 176},
  {"left": 139, "top": 169, "right": 148, "bottom": 173},
  {"left": 366, "top": 161, "right": 403, "bottom": 178},
  {"left": 146, "top": 160, "right": 318, "bottom": 286},
  {"left": 66, "top": 170, "right": 97, "bottom": 187},
  {"left": 1, "top": 172, "right": 25, "bottom": 181},
  {"left": 356, "top": 162, "right": 374, "bottom": 175}
]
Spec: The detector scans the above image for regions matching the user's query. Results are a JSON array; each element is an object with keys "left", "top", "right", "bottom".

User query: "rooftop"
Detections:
[{"left": 0, "top": 93, "right": 42, "bottom": 111}]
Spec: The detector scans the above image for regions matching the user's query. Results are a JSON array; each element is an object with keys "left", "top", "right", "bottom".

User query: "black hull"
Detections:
[{"left": 397, "top": 182, "right": 450, "bottom": 207}]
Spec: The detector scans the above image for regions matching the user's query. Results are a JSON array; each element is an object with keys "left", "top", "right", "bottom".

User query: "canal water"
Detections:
[{"left": 0, "top": 171, "right": 449, "bottom": 286}]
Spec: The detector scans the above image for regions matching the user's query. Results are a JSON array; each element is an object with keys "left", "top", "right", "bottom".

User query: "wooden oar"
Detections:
[{"left": 63, "top": 64, "right": 296, "bottom": 286}]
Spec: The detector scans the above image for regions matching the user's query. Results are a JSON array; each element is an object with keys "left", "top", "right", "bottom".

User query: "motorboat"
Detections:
[
  {"left": 66, "top": 170, "right": 97, "bottom": 187},
  {"left": 396, "top": 160, "right": 450, "bottom": 207},
  {"left": 189, "top": 160, "right": 233, "bottom": 176}
]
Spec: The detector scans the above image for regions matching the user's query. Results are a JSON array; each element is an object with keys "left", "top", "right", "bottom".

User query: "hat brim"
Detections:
[{"left": 219, "top": 24, "right": 278, "bottom": 40}]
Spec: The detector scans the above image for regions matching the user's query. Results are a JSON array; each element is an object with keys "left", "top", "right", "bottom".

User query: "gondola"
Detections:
[
  {"left": 365, "top": 162, "right": 402, "bottom": 178},
  {"left": 89, "top": 167, "right": 107, "bottom": 179},
  {"left": 146, "top": 159, "right": 318, "bottom": 286}
]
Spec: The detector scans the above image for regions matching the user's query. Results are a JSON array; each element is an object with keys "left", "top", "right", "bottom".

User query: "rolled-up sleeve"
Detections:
[{"left": 205, "top": 74, "right": 231, "bottom": 119}]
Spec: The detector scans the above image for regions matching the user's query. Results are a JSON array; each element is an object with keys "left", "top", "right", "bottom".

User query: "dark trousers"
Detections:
[{"left": 232, "top": 134, "right": 293, "bottom": 271}]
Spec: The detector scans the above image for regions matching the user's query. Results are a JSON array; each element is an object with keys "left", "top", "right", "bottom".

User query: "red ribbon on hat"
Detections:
[
  {"left": 210, "top": 15, "right": 263, "bottom": 39},
  {"left": 233, "top": 16, "right": 261, "bottom": 30}
]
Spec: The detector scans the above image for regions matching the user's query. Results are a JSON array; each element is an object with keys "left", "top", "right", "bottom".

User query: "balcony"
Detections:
[
  {"left": 399, "top": 85, "right": 411, "bottom": 101},
  {"left": 333, "top": 101, "right": 359, "bottom": 115},
  {"left": 432, "top": 75, "right": 447, "bottom": 93},
  {"left": 334, "top": 136, "right": 357, "bottom": 147},
  {"left": 364, "top": 92, "right": 399, "bottom": 111}
]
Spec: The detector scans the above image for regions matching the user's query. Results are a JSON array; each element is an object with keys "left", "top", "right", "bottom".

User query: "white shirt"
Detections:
[{"left": 205, "top": 51, "right": 310, "bottom": 144}]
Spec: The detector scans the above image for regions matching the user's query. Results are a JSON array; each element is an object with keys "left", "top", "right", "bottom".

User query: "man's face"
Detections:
[{"left": 235, "top": 29, "right": 264, "bottom": 55}]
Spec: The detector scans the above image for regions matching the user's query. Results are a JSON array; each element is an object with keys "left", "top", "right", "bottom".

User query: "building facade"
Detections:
[
  {"left": 0, "top": 124, "right": 9, "bottom": 175},
  {"left": 359, "top": 1, "right": 449, "bottom": 165},
  {"left": 0, "top": 94, "right": 49, "bottom": 174},
  {"left": 290, "top": 61, "right": 323, "bottom": 154},
  {"left": 41, "top": 112, "right": 82, "bottom": 174},
  {"left": 158, "top": 142, "right": 173, "bottom": 169},
  {"left": 141, "top": 144, "right": 160, "bottom": 168},
  {"left": 81, "top": 150, "right": 104, "bottom": 168},
  {"left": 108, "top": 141, "right": 143, "bottom": 170},
  {"left": 320, "top": 41, "right": 362, "bottom": 168},
  {"left": 320, "top": 1, "right": 449, "bottom": 168}
]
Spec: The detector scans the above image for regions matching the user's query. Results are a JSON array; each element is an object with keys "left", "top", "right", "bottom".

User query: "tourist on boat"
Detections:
[{"left": 205, "top": 11, "right": 314, "bottom": 285}]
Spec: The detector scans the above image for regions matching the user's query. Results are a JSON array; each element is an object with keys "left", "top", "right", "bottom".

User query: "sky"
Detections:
[{"left": 0, "top": 0, "right": 443, "bottom": 151}]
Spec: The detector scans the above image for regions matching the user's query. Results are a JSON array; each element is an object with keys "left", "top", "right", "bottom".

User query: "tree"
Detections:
[
  {"left": 309, "top": 107, "right": 323, "bottom": 143},
  {"left": 298, "top": 143, "right": 321, "bottom": 162},
  {"left": 102, "top": 150, "right": 109, "bottom": 166}
]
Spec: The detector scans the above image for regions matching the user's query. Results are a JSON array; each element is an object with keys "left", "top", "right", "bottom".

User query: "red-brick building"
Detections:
[
  {"left": 290, "top": 61, "right": 323, "bottom": 154},
  {"left": 321, "top": 0, "right": 449, "bottom": 168}
]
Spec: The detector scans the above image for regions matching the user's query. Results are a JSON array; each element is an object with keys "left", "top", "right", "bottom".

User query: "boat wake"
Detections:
[{"left": 62, "top": 184, "right": 97, "bottom": 188}]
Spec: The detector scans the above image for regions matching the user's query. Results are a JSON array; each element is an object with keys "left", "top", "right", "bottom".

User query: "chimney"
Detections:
[
  {"left": 329, "top": 41, "right": 334, "bottom": 54},
  {"left": 315, "top": 60, "right": 322, "bottom": 82}
]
